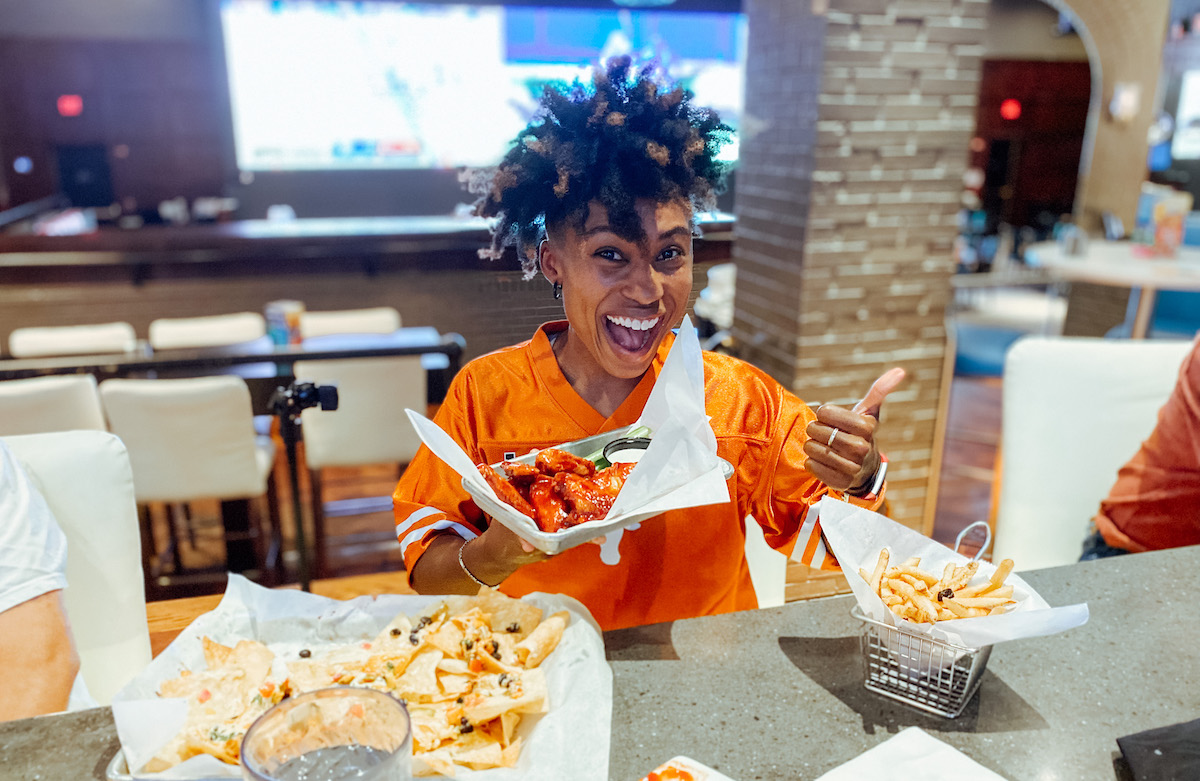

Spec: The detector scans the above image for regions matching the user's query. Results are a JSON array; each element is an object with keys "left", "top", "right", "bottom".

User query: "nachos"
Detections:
[{"left": 146, "top": 590, "right": 569, "bottom": 777}]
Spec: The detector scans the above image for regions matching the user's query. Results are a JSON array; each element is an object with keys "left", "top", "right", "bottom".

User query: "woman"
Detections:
[{"left": 394, "top": 58, "right": 903, "bottom": 630}]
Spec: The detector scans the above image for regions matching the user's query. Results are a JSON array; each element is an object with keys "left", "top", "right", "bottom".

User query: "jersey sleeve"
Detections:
[
  {"left": 751, "top": 393, "right": 887, "bottom": 572},
  {"left": 392, "top": 373, "right": 489, "bottom": 575}
]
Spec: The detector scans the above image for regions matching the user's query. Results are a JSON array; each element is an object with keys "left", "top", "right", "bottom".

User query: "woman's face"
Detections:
[{"left": 541, "top": 198, "right": 694, "bottom": 385}]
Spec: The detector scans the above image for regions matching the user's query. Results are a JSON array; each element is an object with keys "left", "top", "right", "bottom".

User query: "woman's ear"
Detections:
[{"left": 539, "top": 239, "right": 561, "bottom": 285}]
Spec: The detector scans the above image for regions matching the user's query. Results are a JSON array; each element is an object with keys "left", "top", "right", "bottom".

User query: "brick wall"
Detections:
[{"left": 736, "top": 0, "right": 987, "bottom": 532}]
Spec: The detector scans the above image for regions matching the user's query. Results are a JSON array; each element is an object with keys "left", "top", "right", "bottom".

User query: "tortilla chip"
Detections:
[
  {"left": 470, "top": 590, "right": 545, "bottom": 642},
  {"left": 394, "top": 648, "right": 443, "bottom": 703},
  {"left": 515, "top": 610, "right": 568, "bottom": 668},
  {"left": 407, "top": 704, "right": 458, "bottom": 753},
  {"left": 438, "top": 672, "right": 472, "bottom": 697},
  {"left": 425, "top": 620, "right": 466, "bottom": 658},
  {"left": 202, "top": 637, "right": 233, "bottom": 668},
  {"left": 462, "top": 668, "right": 547, "bottom": 723},
  {"left": 448, "top": 729, "right": 505, "bottom": 770}
]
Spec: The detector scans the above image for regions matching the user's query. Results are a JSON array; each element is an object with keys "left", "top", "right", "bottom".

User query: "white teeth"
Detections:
[{"left": 607, "top": 315, "right": 659, "bottom": 331}]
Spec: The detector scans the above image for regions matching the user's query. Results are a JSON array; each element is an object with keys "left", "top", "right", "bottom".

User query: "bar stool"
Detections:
[
  {"left": 0, "top": 374, "right": 106, "bottom": 436},
  {"left": 294, "top": 350, "right": 424, "bottom": 577},
  {"left": 8, "top": 322, "right": 136, "bottom": 358},
  {"left": 299, "top": 306, "right": 401, "bottom": 339},
  {"left": 99, "top": 376, "right": 280, "bottom": 596},
  {"left": 148, "top": 312, "right": 266, "bottom": 350}
]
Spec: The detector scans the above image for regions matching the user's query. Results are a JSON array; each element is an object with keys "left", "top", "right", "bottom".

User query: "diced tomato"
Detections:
[
  {"left": 197, "top": 689, "right": 211, "bottom": 703},
  {"left": 348, "top": 703, "right": 365, "bottom": 718},
  {"left": 362, "top": 642, "right": 372, "bottom": 650},
  {"left": 468, "top": 657, "right": 485, "bottom": 673},
  {"left": 258, "top": 683, "right": 275, "bottom": 698},
  {"left": 647, "top": 773, "right": 660, "bottom": 781}
]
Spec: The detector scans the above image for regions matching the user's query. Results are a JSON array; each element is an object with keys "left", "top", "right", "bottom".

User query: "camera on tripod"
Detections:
[{"left": 269, "top": 379, "right": 339, "bottom": 419}]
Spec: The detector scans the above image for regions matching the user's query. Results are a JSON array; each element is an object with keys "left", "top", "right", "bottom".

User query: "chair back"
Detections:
[
  {"left": 295, "top": 356, "right": 425, "bottom": 469},
  {"left": 2, "top": 430, "right": 150, "bottom": 705},
  {"left": 995, "top": 336, "right": 1192, "bottom": 570},
  {"left": 8, "top": 322, "right": 136, "bottom": 358},
  {"left": 99, "top": 376, "right": 266, "bottom": 501},
  {"left": 299, "top": 307, "right": 401, "bottom": 339},
  {"left": 0, "top": 375, "right": 106, "bottom": 436},
  {"left": 148, "top": 312, "right": 266, "bottom": 350}
]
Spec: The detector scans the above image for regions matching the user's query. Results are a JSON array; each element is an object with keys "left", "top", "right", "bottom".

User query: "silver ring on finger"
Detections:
[{"left": 827, "top": 427, "right": 840, "bottom": 447}]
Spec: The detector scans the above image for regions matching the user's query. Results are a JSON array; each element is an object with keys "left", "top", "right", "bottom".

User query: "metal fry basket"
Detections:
[{"left": 852, "top": 605, "right": 992, "bottom": 718}]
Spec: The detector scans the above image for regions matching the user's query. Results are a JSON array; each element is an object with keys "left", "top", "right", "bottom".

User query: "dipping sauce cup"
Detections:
[{"left": 241, "top": 687, "right": 411, "bottom": 781}]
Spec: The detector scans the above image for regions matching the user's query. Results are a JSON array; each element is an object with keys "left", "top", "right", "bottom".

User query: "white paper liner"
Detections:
[
  {"left": 111, "top": 575, "right": 611, "bottom": 781},
  {"left": 816, "top": 499, "right": 1089, "bottom": 649},
  {"left": 406, "top": 316, "right": 731, "bottom": 554}
]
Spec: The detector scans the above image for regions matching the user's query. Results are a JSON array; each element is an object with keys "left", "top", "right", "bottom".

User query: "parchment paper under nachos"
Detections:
[
  {"left": 110, "top": 575, "right": 611, "bottom": 780},
  {"left": 816, "top": 499, "right": 1089, "bottom": 649},
  {"left": 405, "top": 316, "right": 731, "bottom": 555}
]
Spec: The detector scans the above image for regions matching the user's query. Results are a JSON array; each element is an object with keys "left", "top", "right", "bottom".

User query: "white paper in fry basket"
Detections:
[
  {"left": 110, "top": 574, "right": 611, "bottom": 781},
  {"left": 405, "top": 316, "right": 730, "bottom": 554},
  {"left": 816, "top": 499, "right": 1089, "bottom": 649}
]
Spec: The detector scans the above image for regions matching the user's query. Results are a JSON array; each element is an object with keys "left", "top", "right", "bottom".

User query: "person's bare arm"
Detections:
[
  {"left": 0, "top": 590, "right": 80, "bottom": 722},
  {"left": 410, "top": 523, "right": 549, "bottom": 594}
]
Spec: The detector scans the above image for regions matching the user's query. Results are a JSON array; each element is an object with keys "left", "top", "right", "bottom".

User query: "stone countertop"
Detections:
[
  {"left": 605, "top": 545, "right": 1200, "bottom": 780},
  {"left": 2, "top": 546, "right": 1196, "bottom": 780}
]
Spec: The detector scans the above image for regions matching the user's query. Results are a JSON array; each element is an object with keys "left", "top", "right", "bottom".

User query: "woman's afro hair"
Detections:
[{"left": 462, "top": 56, "right": 733, "bottom": 279}]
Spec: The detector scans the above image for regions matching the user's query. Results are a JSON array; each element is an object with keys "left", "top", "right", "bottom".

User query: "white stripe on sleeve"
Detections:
[
  {"left": 398, "top": 519, "right": 479, "bottom": 557},
  {"left": 395, "top": 505, "right": 444, "bottom": 540},
  {"left": 809, "top": 537, "right": 828, "bottom": 570}
]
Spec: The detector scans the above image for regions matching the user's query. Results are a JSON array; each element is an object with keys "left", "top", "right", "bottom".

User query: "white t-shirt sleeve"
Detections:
[{"left": 0, "top": 441, "right": 69, "bottom": 613}]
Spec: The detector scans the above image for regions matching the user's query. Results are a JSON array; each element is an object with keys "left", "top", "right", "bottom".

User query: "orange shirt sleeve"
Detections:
[
  {"left": 392, "top": 372, "right": 488, "bottom": 574},
  {"left": 741, "top": 375, "right": 886, "bottom": 572},
  {"left": 1092, "top": 335, "right": 1200, "bottom": 552}
]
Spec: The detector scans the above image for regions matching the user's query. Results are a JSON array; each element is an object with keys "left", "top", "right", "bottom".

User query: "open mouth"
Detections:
[{"left": 604, "top": 314, "right": 661, "bottom": 355}]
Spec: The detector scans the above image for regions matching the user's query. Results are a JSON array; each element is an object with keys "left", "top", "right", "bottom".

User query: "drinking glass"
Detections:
[{"left": 241, "top": 687, "right": 412, "bottom": 781}]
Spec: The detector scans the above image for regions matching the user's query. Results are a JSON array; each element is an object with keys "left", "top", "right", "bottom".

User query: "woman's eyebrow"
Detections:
[{"left": 657, "top": 226, "right": 691, "bottom": 241}]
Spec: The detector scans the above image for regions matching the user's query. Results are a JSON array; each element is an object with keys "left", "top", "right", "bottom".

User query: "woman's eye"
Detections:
[
  {"left": 658, "top": 247, "right": 684, "bottom": 262},
  {"left": 596, "top": 248, "right": 624, "bottom": 262}
]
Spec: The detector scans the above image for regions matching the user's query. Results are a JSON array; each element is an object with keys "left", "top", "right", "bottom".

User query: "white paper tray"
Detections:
[{"left": 463, "top": 424, "right": 733, "bottom": 555}]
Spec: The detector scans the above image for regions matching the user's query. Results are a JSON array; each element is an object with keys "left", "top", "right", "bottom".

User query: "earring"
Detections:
[{"left": 552, "top": 282, "right": 562, "bottom": 300}]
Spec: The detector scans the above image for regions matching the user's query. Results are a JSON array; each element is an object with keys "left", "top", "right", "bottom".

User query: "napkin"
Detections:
[
  {"left": 815, "top": 727, "right": 1008, "bottom": 780},
  {"left": 1116, "top": 716, "right": 1200, "bottom": 780},
  {"left": 405, "top": 316, "right": 730, "bottom": 554},
  {"left": 817, "top": 498, "right": 1089, "bottom": 649}
]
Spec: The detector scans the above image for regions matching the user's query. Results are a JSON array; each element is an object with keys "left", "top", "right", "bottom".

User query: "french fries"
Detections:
[{"left": 859, "top": 548, "right": 1017, "bottom": 624}]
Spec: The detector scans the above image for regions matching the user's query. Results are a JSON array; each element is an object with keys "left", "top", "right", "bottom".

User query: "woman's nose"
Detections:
[{"left": 625, "top": 262, "right": 664, "bottom": 304}]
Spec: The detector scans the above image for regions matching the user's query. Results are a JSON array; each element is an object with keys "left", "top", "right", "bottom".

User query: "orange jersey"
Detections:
[{"left": 393, "top": 322, "right": 885, "bottom": 631}]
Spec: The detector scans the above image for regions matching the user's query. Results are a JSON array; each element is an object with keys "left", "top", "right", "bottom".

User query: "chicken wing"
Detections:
[
  {"left": 477, "top": 464, "right": 537, "bottom": 520},
  {"left": 535, "top": 448, "right": 595, "bottom": 477},
  {"left": 528, "top": 475, "right": 570, "bottom": 533},
  {"left": 499, "top": 460, "right": 540, "bottom": 487},
  {"left": 553, "top": 472, "right": 617, "bottom": 526}
]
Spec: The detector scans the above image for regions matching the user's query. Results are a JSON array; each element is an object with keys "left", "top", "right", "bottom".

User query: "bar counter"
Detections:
[{"left": 3, "top": 546, "right": 1195, "bottom": 780}]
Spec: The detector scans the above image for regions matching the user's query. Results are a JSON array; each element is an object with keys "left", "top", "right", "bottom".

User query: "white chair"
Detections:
[
  {"left": 994, "top": 336, "right": 1193, "bottom": 571},
  {"left": 294, "top": 355, "right": 425, "bottom": 576},
  {"left": 0, "top": 375, "right": 106, "bottom": 436},
  {"left": 2, "top": 430, "right": 151, "bottom": 705},
  {"left": 99, "top": 376, "right": 280, "bottom": 592},
  {"left": 299, "top": 306, "right": 401, "bottom": 339},
  {"left": 148, "top": 312, "right": 266, "bottom": 350},
  {"left": 8, "top": 322, "right": 136, "bottom": 358}
]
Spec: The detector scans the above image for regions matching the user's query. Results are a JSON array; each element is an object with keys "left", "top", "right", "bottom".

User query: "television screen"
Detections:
[{"left": 219, "top": 0, "right": 746, "bottom": 172}]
